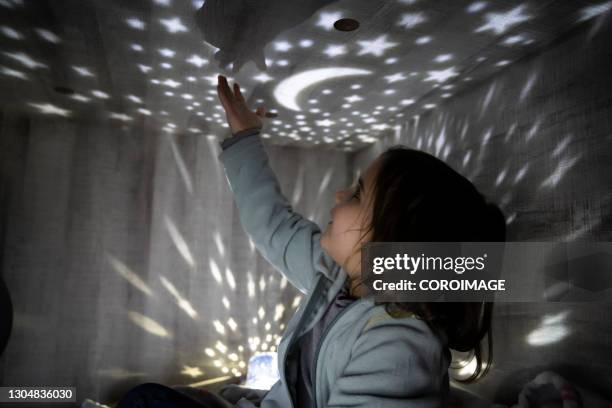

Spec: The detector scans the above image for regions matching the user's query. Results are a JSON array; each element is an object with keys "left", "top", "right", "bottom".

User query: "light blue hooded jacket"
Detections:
[{"left": 218, "top": 129, "right": 451, "bottom": 408}]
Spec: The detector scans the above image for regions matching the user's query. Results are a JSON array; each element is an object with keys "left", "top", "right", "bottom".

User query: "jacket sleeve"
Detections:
[
  {"left": 325, "top": 321, "right": 449, "bottom": 408},
  {"left": 218, "top": 130, "right": 323, "bottom": 294}
]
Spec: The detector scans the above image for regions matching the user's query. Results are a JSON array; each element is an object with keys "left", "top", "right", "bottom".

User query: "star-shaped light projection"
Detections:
[
  {"left": 191, "top": 0, "right": 204, "bottom": 9},
  {"left": 274, "top": 41, "right": 292, "bottom": 52},
  {"left": 434, "top": 53, "right": 454, "bottom": 63},
  {"left": 186, "top": 54, "right": 208, "bottom": 67},
  {"left": 72, "top": 66, "right": 95, "bottom": 77},
  {"left": 159, "top": 48, "right": 176, "bottom": 58},
  {"left": 126, "top": 95, "right": 143, "bottom": 104},
  {"left": 181, "top": 365, "right": 203, "bottom": 378},
  {"left": 579, "top": 1, "right": 612, "bottom": 22},
  {"left": 71, "top": 94, "right": 91, "bottom": 103},
  {"left": 299, "top": 39, "right": 313, "bottom": 48},
  {"left": 160, "top": 17, "right": 187, "bottom": 33},
  {"left": 475, "top": 5, "right": 531, "bottom": 35},
  {"left": 316, "top": 119, "right": 335, "bottom": 127},
  {"left": 1, "top": 26, "right": 23, "bottom": 40},
  {"left": 154, "top": 0, "right": 171, "bottom": 6},
  {"left": 424, "top": 67, "right": 459, "bottom": 82},
  {"left": 323, "top": 44, "right": 347, "bottom": 58},
  {"left": 29, "top": 103, "right": 71, "bottom": 117},
  {"left": 400, "top": 98, "right": 415, "bottom": 106},
  {"left": 92, "top": 90, "right": 110, "bottom": 99},
  {"left": 316, "top": 11, "right": 343, "bottom": 30},
  {"left": 1, "top": 66, "right": 28, "bottom": 80},
  {"left": 126, "top": 18, "right": 145, "bottom": 30},
  {"left": 503, "top": 33, "right": 530, "bottom": 45},
  {"left": 384, "top": 72, "right": 406, "bottom": 83},
  {"left": 397, "top": 12, "right": 427, "bottom": 29},
  {"left": 34, "top": 28, "right": 61, "bottom": 43},
  {"left": 467, "top": 1, "right": 488, "bottom": 13},
  {"left": 3, "top": 52, "right": 47, "bottom": 69},
  {"left": 415, "top": 35, "right": 432, "bottom": 45},
  {"left": 109, "top": 112, "right": 133, "bottom": 122},
  {"left": 138, "top": 64, "right": 152, "bottom": 73},
  {"left": 372, "top": 123, "right": 390, "bottom": 130},
  {"left": 357, "top": 35, "right": 398, "bottom": 57},
  {"left": 162, "top": 79, "right": 181, "bottom": 88},
  {"left": 345, "top": 94, "right": 364, "bottom": 103},
  {"left": 254, "top": 72, "right": 273, "bottom": 83}
]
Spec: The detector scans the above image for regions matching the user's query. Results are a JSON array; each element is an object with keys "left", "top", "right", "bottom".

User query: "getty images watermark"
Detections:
[{"left": 360, "top": 242, "right": 612, "bottom": 302}]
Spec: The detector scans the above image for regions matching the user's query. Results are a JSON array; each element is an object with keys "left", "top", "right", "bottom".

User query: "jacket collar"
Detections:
[
  {"left": 314, "top": 249, "right": 340, "bottom": 281},
  {"left": 314, "top": 249, "right": 377, "bottom": 307}
]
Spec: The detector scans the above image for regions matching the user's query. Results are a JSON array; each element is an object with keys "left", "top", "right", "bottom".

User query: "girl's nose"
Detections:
[
  {"left": 335, "top": 188, "right": 350, "bottom": 204},
  {"left": 334, "top": 189, "right": 346, "bottom": 204},
  {"left": 335, "top": 190, "right": 342, "bottom": 204}
]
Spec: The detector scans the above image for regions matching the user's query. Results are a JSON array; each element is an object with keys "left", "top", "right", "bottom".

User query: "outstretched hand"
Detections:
[{"left": 217, "top": 75, "right": 267, "bottom": 135}]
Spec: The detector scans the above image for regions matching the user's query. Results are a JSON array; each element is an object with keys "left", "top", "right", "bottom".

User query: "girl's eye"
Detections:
[{"left": 351, "top": 187, "right": 360, "bottom": 200}]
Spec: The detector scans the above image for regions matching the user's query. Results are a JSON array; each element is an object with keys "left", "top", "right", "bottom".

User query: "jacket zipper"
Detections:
[{"left": 312, "top": 298, "right": 363, "bottom": 408}]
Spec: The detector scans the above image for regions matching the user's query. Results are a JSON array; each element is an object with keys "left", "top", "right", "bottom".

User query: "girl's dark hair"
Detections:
[{"left": 351, "top": 145, "right": 506, "bottom": 382}]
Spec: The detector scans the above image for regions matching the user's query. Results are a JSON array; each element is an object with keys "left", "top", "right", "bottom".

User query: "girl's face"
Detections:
[{"left": 321, "top": 156, "right": 381, "bottom": 281}]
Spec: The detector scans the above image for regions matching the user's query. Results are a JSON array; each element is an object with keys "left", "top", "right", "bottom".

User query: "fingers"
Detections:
[
  {"left": 217, "top": 75, "right": 230, "bottom": 94},
  {"left": 234, "top": 83, "right": 246, "bottom": 103},
  {"left": 217, "top": 75, "right": 233, "bottom": 108},
  {"left": 217, "top": 75, "right": 248, "bottom": 108}
]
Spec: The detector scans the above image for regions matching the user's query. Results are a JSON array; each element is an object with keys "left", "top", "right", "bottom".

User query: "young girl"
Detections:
[{"left": 117, "top": 75, "right": 505, "bottom": 408}]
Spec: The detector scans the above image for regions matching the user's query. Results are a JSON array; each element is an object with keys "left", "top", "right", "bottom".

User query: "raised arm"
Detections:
[{"left": 216, "top": 75, "right": 323, "bottom": 293}]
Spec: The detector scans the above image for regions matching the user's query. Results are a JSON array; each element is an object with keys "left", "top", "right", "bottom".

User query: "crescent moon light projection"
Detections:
[{"left": 273, "top": 67, "right": 373, "bottom": 111}]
